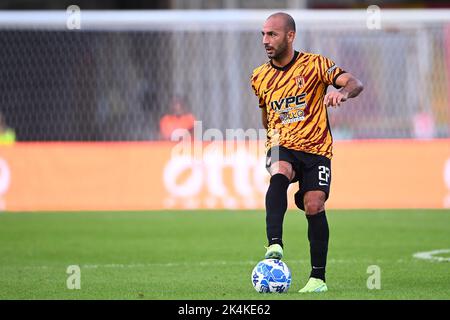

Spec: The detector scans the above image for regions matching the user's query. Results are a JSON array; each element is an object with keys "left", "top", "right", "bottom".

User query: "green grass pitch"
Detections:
[{"left": 0, "top": 209, "right": 449, "bottom": 300}]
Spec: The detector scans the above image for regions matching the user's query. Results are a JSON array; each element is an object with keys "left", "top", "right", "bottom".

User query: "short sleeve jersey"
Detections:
[{"left": 251, "top": 51, "right": 346, "bottom": 159}]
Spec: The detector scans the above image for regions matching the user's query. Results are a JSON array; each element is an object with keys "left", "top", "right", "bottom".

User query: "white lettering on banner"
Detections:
[
  {"left": 163, "top": 147, "right": 268, "bottom": 209},
  {"left": 233, "top": 150, "right": 256, "bottom": 197},
  {"left": 444, "top": 158, "right": 450, "bottom": 208},
  {"left": 163, "top": 156, "right": 203, "bottom": 197},
  {"left": 203, "top": 143, "right": 228, "bottom": 197},
  {"left": 254, "top": 166, "right": 269, "bottom": 195},
  {"left": 0, "top": 158, "right": 10, "bottom": 195}
]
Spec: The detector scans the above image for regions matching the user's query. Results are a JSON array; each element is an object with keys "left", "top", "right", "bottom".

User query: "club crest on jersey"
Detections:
[{"left": 294, "top": 75, "right": 305, "bottom": 88}]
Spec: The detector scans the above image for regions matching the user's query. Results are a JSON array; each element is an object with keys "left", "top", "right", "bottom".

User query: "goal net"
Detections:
[{"left": 0, "top": 9, "right": 449, "bottom": 141}]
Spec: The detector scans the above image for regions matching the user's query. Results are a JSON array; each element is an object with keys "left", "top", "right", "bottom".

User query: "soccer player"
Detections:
[{"left": 251, "top": 12, "right": 363, "bottom": 293}]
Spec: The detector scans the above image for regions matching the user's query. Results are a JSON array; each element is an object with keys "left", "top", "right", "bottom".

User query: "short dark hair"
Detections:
[{"left": 267, "top": 12, "right": 296, "bottom": 32}]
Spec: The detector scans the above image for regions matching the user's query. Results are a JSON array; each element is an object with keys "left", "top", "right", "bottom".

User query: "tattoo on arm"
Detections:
[
  {"left": 335, "top": 73, "right": 364, "bottom": 99},
  {"left": 341, "top": 78, "right": 363, "bottom": 98},
  {"left": 340, "top": 75, "right": 364, "bottom": 99}
]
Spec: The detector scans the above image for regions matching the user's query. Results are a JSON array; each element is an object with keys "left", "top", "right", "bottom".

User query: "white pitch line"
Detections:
[
  {"left": 413, "top": 249, "right": 450, "bottom": 262},
  {"left": 8, "top": 252, "right": 448, "bottom": 271},
  {"left": 81, "top": 260, "right": 261, "bottom": 269},
  {"left": 11, "top": 258, "right": 392, "bottom": 270}
]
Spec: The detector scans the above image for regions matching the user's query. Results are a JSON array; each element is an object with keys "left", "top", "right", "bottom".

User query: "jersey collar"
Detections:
[{"left": 270, "top": 50, "right": 300, "bottom": 71}]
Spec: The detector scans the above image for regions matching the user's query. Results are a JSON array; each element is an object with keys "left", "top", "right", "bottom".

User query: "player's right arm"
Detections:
[
  {"left": 316, "top": 55, "right": 363, "bottom": 108},
  {"left": 324, "top": 72, "right": 363, "bottom": 107}
]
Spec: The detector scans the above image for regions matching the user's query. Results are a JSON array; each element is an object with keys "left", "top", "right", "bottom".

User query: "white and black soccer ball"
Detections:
[{"left": 251, "top": 259, "right": 292, "bottom": 293}]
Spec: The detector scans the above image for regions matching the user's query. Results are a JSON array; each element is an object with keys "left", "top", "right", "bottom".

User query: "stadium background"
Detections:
[{"left": 0, "top": 0, "right": 449, "bottom": 211}]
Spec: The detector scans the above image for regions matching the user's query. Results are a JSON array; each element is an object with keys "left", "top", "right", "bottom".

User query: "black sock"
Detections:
[
  {"left": 306, "top": 211, "right": 329, "bottom": 282},
  {"left": 265, "top": 174, "right": 290, "bottom": 248}
]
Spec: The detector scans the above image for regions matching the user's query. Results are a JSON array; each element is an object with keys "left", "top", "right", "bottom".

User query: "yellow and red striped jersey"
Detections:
[{"left": 251, "top": 51, "right": 346, "bottom": 159}]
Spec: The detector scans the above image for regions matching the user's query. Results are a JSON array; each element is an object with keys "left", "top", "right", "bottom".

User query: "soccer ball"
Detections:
[{"left": 251, "top": 259, "right": 291, "bottom": 293}]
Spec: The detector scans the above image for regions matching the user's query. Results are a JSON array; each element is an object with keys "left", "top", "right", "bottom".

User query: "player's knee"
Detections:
[
  {"left": 298, "top": 191, "right": 326, "bottom": 214},
  {"left": 270, "top": 161, "right": 294, "bottom": 181},
  {"left": 278, "top": 167, "right": 293, "bottom": 181},
  {"left": 303, "top": 192, "right": 326, "bottom": 215},
  {"left": 304, "top": 199, "right": 325, "bottom": 215},
  {"left": 294, "top": 192, "right": 325, "bottom": 213}
]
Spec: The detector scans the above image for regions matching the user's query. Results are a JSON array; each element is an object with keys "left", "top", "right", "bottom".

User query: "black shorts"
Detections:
[{"left": 266, "top": 145, "right": 331, "bottom": 211}]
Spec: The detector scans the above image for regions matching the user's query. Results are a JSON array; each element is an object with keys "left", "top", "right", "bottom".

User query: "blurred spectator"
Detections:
[
  {"left": 413, "top": 111, "right": 435, "bottom": 139},
  {"left": 159, "top": 96, "right": 196, "bottom": 140},
  {"left": 0, "top": 112, "right": 16, "bottom": 145}
]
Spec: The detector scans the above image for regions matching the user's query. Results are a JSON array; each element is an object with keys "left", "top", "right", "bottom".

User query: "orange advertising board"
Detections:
[{"left": 0, "top": 140, "right": 449, "bottom": 211}]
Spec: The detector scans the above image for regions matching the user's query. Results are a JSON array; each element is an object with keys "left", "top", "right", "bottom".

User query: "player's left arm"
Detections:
[{"left": 324, "top": 73, "right": 364, "bottom": 108}]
